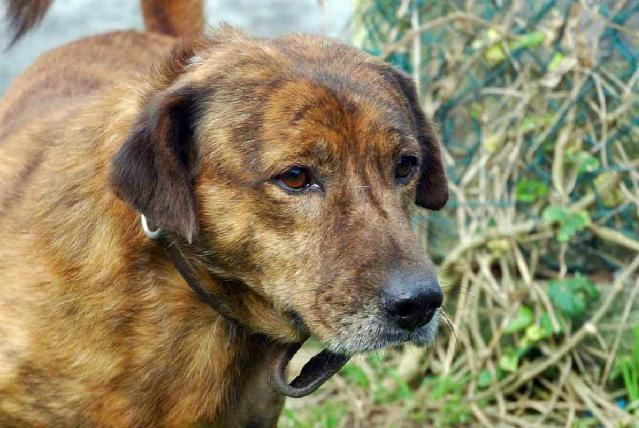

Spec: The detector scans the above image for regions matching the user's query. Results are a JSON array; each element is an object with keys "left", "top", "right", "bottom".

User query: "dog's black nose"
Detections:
[{"left": 381, "top": 271, "right": 443, "bottom": 332}]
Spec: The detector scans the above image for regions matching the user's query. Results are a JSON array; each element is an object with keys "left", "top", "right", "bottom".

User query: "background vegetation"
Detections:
[{"left": 282, "top": 0, "right": 639, "bottom": 426}]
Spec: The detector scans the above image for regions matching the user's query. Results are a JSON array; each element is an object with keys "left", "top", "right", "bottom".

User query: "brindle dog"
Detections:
[{"left": 0, "top": 0, "right": 448, "bottom": 426}]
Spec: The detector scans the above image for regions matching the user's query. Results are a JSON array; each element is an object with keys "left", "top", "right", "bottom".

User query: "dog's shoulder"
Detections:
[{"left": 0, "top": 31, "right": 173, "bottom": 134}]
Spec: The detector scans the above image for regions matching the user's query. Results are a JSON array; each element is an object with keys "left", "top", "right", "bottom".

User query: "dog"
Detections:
[{"left": 0, "top": 0, "right": 448, "bottom": 426}]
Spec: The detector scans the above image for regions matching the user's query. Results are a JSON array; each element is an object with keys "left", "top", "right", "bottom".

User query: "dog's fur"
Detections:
[{"left": 0, "top": 1, "right": 447, "bottom": 426}]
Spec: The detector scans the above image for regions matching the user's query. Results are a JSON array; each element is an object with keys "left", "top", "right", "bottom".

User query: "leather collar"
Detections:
[{"left": 140, "top": 214, "right": 349, "bottom": 398}]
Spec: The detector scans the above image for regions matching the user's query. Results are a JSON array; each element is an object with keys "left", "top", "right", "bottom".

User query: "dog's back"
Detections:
[{"left": 0, "top": 0, "right": 203, "bottom": 221}]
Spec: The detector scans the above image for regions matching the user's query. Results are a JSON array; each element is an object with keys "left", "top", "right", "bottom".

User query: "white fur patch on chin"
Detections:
[
  {"left": 409, "top": 311, "right": 441, "bottom": 346},
  {"left": 320, "top": 308, "right": 442, "bottom": 355}
]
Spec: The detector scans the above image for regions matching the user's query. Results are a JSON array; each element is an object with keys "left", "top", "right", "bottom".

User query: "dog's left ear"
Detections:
[
  {"left": 110, "top": 83, "right": 200, "bottom": 242},
  {"left": 391, "top": 70, "right": 448, "bottom": 210}
]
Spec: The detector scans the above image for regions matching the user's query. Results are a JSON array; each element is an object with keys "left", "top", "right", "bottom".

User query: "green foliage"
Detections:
[
  {"left": 505, "top": 306, "right": 534, "bottom": 333},
  {"left": 573, "top": 417, "right": 601, "bottom": 428},
  {"left": 523, "top": 323, "right": 549, "bottom": 344},
  {"left": 568, "top": 151, "right": 600, "bottom": 174},
  {"left": 543, "top": 207, "right": 591, "bottom": 242},
  {"left": 281, "top": 402, "right": 347, "bottom": 428},
  {"left": 539, "top": 312, "right": 563, "bottom": 337},
  {"left": 510, "top": 30, "right": 546, "bottom": 51},
  {"left": 548, "top": 274, "right": 600, "bottom": 319},
  {"left": 498, "top": 349, "right": 520, "bottom": 373},
  {"left": 373, "top": 369, "right": 413, "bottom": 403},
  {"left": 515, "top": 179, "right": 548, "bottom": 203},
  {"left": 477, "top": 369, "right": 493, "bottom": 388},
  {"left": 482, "top": 30, "right": 546, "bottom": 65},
  {"left": 417, "top": 376, "right": 472, "bottom": 426},
  {"left": 341, "top": 361, "right": 370, "bottom": 388},
  {"left": 617, "top": 326, "right": 639, "bottom": 412}
]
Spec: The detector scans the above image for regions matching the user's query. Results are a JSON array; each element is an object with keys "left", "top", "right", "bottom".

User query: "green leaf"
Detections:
[
  {"left": 543, "top": 205, "right": 568, "bottom": 222},
  {"left": 505, "top": 306, "right": 534, "bottom": 333},
  {"left": 548, "top": 274, "right": 600, "bottom": 319},
  {"left": 524, "top": 323, "right": 549, "bottom": 344},
  {"left": 543, "top": 206, "right": 590, "bottom": 242},
  {"left": 519, "top": 115, "right": 536, "bottom": 132},
  {"left": 617, "top": 325, "right": 639, "bottom": 402},
  {"left": 558, "top": 211, "right": 590, "bottom": 242},
  {"left": 511, "top": 30, "right": 546, "bottom": 50},
  {"left": 576, "top": 152, "right": 600, "bottom": 173},
  {"left": 618, "top": 356, "right": 639, "bottom": 402},
  {"left": 549, "top": 282, "right": 578, "bottom": 318},
  {"left": 499, "top": 351, "right": 519, "bottom": 373},
  {"left": 391, "top": 371, "right": 413, "bottom": 400},
  {"left": 515, "top": 179, "right": 548, "bottom": 203},
  {"left": 477, "top": 370, "right": 493, "bottom": 388},
  {"left": 429, "top": 376, "right": 455, "bottom": 400},
  {"left": 540, "top": 312, "right": 563, "bottom": 335},
  {"left": 525, "top": 326, "right": 545, "bottom": 343},
  {"left": 515, "top": 344, "right": 531, "bottom": 358},
  {"left": 484, "top": 45, "right": 506, "bottom": 64},
  {"left": 548, "top": 52, "right": 566, "bottom": 71},
  {"left": 567, "top": 151, "right": 600, "bottom": 173}
]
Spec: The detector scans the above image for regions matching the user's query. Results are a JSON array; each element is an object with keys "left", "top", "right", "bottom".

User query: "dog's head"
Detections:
[{"left": 111, "top": 28, "right": 448, "bottom": 355}]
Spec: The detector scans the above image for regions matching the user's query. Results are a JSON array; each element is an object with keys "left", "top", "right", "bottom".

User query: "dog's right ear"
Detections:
[
  {"left": 369, "top": 63, "right": 448, "bottom": 210},
  {"left": 390, "top": 70, "right": 448, "bottom": 211},
  {"left": 110, "top": 83, "right": 200, "bottom": 243}
]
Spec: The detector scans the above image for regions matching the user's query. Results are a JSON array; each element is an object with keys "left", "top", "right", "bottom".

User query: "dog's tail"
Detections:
[
  {"left": 4, "top": 0, "right": 204, "bottom": 46},
  {"left": 140, "top": 0, "right": 204, "bottom": 38}
]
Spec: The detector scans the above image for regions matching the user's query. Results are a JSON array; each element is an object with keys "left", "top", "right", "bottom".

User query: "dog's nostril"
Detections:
[
  {"left": 385, "top": 298, "right": 438, "bottom": 332},
  {"left": 381, "top": 275, "right": 443, "bottom": 332},
  {"left": 394, "top": 300, "right": 419, "bottom": 318}
]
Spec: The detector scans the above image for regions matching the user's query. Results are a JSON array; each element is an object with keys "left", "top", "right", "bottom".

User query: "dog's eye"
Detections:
[
  {"left": 395, "top": 155, "right": 418, "bottom": 182},
  {"left": 277, "top": 166, "right": 312, "bottom": 191}
]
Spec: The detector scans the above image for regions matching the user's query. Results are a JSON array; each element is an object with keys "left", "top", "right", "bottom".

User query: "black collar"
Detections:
[{"left": 140, "top": 214, "right": 349, "bottom": 398}]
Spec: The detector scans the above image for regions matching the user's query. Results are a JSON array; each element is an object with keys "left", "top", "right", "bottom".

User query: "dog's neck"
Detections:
[{"left": 23, "top": 89, "right": 289, "bottom": 425}]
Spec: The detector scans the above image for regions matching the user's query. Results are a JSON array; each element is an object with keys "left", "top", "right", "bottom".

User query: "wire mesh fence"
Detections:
[{"left": 283, "top": 1, "right": 639, "bottom": 426}]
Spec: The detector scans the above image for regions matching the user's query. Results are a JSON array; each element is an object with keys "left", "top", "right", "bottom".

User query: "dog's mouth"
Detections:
[
  {"left": 265, "top": 310, "right": 350, "bottom": 397},
  {"left": 268, "top": 342, "right": 350, "bottom": 398},
  {"left": 268, "top": 312, "right": 439, "bottom": 397},
  {"left": 268, "top": 308, "right": 440, "bottom": 397}
]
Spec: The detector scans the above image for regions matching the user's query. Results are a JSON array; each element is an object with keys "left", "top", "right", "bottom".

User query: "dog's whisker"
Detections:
[{"left": 440, "top": 308, "right": 458, "bottom": 343}]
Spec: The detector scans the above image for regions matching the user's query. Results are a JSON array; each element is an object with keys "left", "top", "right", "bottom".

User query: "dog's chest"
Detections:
[{"left": 207, "top": 340, "right": 285, "bottom": 428}]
